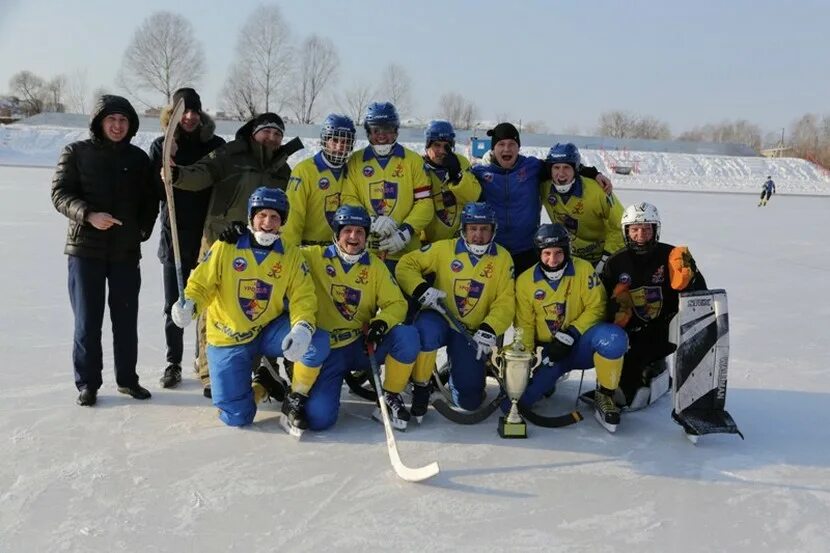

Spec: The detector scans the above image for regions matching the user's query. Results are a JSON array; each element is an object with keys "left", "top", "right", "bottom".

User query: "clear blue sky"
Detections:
[{"left": 1, "top": 0, "right": 827, "bottom": 136}]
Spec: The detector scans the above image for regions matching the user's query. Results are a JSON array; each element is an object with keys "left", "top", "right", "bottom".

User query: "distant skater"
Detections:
[{"left": 759, "top": 176, "right": 775, "bottom": 206}]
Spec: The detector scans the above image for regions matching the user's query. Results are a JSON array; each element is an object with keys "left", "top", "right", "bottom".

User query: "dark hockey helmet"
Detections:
[
  {"left": 320, "top": 113, "right": 356, "bottom": 166},
  {"left": 363, "top": 102, "right": 400, "bottom": 134},
  {"left": 425, "top": 120, "right": 456, "bottom": 149},
  {"left": 331, "top": 205, "right": 371, "bottom": 237},
  {"left": 248, "top": 186, "right": 289, "bottom": 225},
  {"left": 545, "top": 142, "right": 581, "bottom": 169},
  {"left": 534, "top": 223, "right": 571, "bottom": 270}
]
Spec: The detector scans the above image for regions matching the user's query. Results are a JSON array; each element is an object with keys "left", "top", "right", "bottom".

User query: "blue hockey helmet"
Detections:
[
  {"left": 248, "top": 186, "right": 289, "bottom": 224},
  {"left": 546, "top": 143, "right": 581, "bottom": 169},
  {"left": 331, "top": 205, "right": 371, "bottom": 237},
  {"left": 534, "top": 223, "right": 571, "bottom": 259},
  {"left": 320, "top": 113, "right": 356, "bottom": 166},
  {"left": 363, "top": 102, "right": 400, "bottom": 133},
  {"left": 460, "top": 202, "right": 497, "bottom": 256},
  {"left": 425, "top": 120, "right": 456, "bottom": 149}
]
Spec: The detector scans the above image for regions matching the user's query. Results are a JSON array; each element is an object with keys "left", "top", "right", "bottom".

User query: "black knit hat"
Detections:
[
  {"left": 252, "top": 112, "right": 285, "bottom": 136},
  {"left": 487, "top": 122, "right": 520, "bottom": 150},
  {"left": 172, "top": 87, "right": 202, "bottom": 113}
]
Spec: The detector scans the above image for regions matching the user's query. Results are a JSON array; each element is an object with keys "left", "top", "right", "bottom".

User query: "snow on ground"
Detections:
[
  {"left": 1, "top": 162, "right": 829, "bottom": 552},
  {"left": 2, "top": 123, "right": 829, "bottom": 196}
]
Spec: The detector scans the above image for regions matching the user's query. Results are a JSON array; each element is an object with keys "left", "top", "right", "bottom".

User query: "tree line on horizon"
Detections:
[{"left": 1, "top": 5, "right": 828, "bottom": 166}]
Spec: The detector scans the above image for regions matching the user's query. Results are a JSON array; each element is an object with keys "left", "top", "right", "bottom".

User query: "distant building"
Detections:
[{"left": 144, "top": 107, "right": 162, "bottom": 117}]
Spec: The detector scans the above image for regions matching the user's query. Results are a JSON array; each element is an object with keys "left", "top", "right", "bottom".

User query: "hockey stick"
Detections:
[
  {"left": 162, "top": 98, "right": 187, "bottom": 300},
  {"left": 365, "top": 337, "right": 440, "bottom": 482}
]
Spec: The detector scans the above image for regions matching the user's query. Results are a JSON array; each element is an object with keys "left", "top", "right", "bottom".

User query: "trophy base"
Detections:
[{"left": 498, "top": 416, "right": 528, "bottom": 439}]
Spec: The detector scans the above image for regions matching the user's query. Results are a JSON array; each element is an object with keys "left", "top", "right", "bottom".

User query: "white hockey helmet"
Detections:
[{"left": 621, "top": 202, "right": 660, "bottom": 253}]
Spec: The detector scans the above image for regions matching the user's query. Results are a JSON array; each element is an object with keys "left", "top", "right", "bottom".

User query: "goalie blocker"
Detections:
[{"left": 671, "top": 289, "right": 743, "bottom": 440}]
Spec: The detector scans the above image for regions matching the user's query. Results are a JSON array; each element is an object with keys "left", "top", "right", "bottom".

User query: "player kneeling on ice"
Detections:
[
  {"left": 600, "top": 202, "right": 706, "bottom": 410},
  {"left": 514, "top": 224, "right": 628, "bottom": 433},
  {"left": 396, "top": 202, "right": 515, "bottom": 419},
  {"left": 171, "top": 187, "right": 329, "bottom": 428},
  {"left": 297, "top": 205, "right": 419, "bottom": 431}
]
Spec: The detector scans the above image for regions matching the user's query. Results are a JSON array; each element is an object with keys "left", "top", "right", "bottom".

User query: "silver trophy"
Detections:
[{"left": 494, "top": 329, "right": 532, "bottom": 438}]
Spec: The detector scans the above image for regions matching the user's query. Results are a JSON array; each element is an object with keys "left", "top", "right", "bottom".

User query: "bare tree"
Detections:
[
  {"left": 437, "top": 92, "right": 479, "bottom": 130},
  {"left": 336, "top": 81, "right": 374, "bottom": 124},
  {"left": 289, "top": 35, "right": 339, "bottom": 124},
  {"left": 9, "top": 70, "right": 45, "bottom": 115},
  {"left": 44, "top": 75, "right": 67, "bottom": 112},
  {"left": 631, "top": 115, "right": 671, "bottom": 140},
  {"left": 220, "top": 64, "right": 260, "bottom": 120},
  {"left": 117, "top": 11, "right": 205, "bottom": 106},
  {"left": 597, "top": 111, "right": 635, "bottom": 138},
  {"left": 678, "top": 119, "right": 762, "bottom": 151},
  {"left": 66, "top": 69, "right": 89, "bottom": 114},
  {"left": 89, "top": 86, "right": 111, "bottom": 113},
  {"left": 222, "top": 5, "right": 293, "bottom": 116},
  {"left": 378, "top": 63, "right": 412, "bottom": 117},
  {"left": 522, "top": 120, "right": 549, "bottom": 135}
]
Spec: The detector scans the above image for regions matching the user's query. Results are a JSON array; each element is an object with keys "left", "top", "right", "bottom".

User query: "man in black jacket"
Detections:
[
  {"left": 51, "top": 94, "right": 158, "bottom": 406},
  {"left": 149, "top": 88, "right": 225, "bottom": 390}
]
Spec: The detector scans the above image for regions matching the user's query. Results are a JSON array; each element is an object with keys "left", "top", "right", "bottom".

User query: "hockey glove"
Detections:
[
  {"left": 378, "top": 226, "right": 412, "bottom": 254},
  {"left": 370, "top": 215, "right": 397, "bottom": 238},
  {"left": 414, "top": 283, "right": 447, "bottom": 311},
  {"left": 443, "top": 146, "right": 463, "bottom": 184},
  {"left": 365, "top": 319, "right": 389, "bottom": 349},
  {"left": 472, "top": 324, "right": 498, "bottom": 361},
  {"left": 171, "top": 298, "right": 196, "bottom": 329},
  {"left": 547, "top": 331, "right": 576, "bottom": 362},
  {"left": 594, "top": 252, "right": 611, "bottom": 274},
  {"left": 281, "top": 321, "right": 314, "bottom": 362},
  {"left": 219, "top": 221, "right": 247, "bottom": 244}
]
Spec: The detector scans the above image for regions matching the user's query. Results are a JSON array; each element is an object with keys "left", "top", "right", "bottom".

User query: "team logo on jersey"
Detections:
[
  {"left": 325, "top": 193, "right": 340, "bottom": 226},
  {"left": 454, "top": 279, "right": 484, "bottom": 317},
  {"left": 534, "top": 289, "right": 546, "bottom": 301},
  {"left": 318, "top": 177, "right": 330, "bottom": 190},
  {"left": 331, "top": 284, "right": 362, "bottom": 321},
  {"left": 369, "top": 181, "right": 398, "bottom": 214},
  {"left": 619, "top": 273, "right": 632, "bottom": 285},
  {"left": 392, "top": 163, "right": 404, "bottom": 178},
  {"left": 363, "top": 166, "right": 375, "bottom": 177},
  {"left": 237, "top": 279, "right": 272, "bottom": 321},
  {"left": 547, "top": 193, "right": 558, "bottom": 206},
  {"left": 482, "top": 173, "right": 494, "bottom": 183},
  {"left": 233, "top": 257, "right": 247, "bottom": 272},
  {"left": 479, "top": 262, "right": 494, "bottom": 279},
  {"left": 631, "top": 286, "right": 663, "bottom": 321},
  {"left": 517, "top": 167, "right": 527, "bottom": 182},
  {"left": 325, "top": 264, "right": 337, "bottom": 277},
  {"left": 651, "top": 266, "right": 665, "bottom": 284},
  {"left": 266, "top": 261, "right": 283, "bottom": 279},
  {"left": 355, "top": 267, "right": 370, "bottom": 285},
  {"left": 543, "top": 302, "right": 566, "bottom": 334},
  {"left": 450, "top": 260, "right": 464, "bottom": 273},
  {"left": 436, "top": 191, "right": 457, "bottom": 227},
  {"left": 572, "top": 201, "right": 584, "bottom": 215}
]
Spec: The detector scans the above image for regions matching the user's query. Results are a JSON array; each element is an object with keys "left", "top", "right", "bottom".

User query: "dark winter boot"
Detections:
[
  {"left": 593, "top": 386, "right": 621, "bottom": 432},
  {"left": 410, "top": 381, "right": 433, "bottom": 422},
  {"left": 76, "top": 387, "right": 97, "bottom": 407},
  {"left": 159, "top": 363, "right": 182, "bottom": 388},
  {"left": 281, "top": 392, "right": 309, "bottom": 431},
  {"left": 117, "top": 383, "right": 152, "bottom": 400},
  {"left": 374, "top": 390, "right": 411, "bottom": 430}
]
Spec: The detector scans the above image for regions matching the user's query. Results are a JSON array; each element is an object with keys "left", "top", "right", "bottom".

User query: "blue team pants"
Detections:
[
  {"left": 520, "top": 322, "right": 628, "bottom": 408},
  {"left": 415, "top": 310, "right": 487, "bottom": 411},
  {"left": 305, "top": 324, "right": 419, "bottom": 431},
  {"left": 206, "top": 314, "right": 330, "bottom": 427},
  {"left": 68, "top": 255, "right": 141, "bottom": 391}
]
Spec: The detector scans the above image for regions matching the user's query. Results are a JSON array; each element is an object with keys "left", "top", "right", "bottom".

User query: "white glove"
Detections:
[
  {"left": 281, "top": 321, "right": 314, "bottom": 362},
  {"left": 371, "top": 215, "right": 397, "bottom": 238},
  {"left": 171, "top": 298, "right": 195, "bottom": 328},
  {"left": 378, "top": 226, "right": 412, "bottom": 254},
  {"left": 472, "top": 328, "right": 497, "bottom": 361},
  {"left": 417, "top": 286, "right": 447, "bottom": 311}
]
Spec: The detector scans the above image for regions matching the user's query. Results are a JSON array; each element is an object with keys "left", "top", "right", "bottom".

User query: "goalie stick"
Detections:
[{"left": 366, "top": 338, "right": 440, "bottom": 482}]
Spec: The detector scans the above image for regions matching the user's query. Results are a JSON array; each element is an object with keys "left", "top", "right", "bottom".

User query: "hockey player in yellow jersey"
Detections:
[
  {"left": 420, "top": 120, "right": 481, "bottom": 244},
  {"left": 396, "top": 202, "right": 515, "bottom": 417},
  {"left": 296, "top": 205, "right": 419, "bottom": 430},
  {"left": 281, "top": 114, "right": 356, "bottom": 247},
  {"left": 341, "top": 102, "right": 434, "bottom": 267},
  {"left": 514, "top": 223, "right": 628, "bottom": 432},
  {"left": 541, "top": 143, "right": 625, "bottom": 271},
  {"left": 171, "top": 187, "right": 330, "bottom": 428}
]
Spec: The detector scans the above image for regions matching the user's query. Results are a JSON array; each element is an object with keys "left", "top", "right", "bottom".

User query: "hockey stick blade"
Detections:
[
  {"left": 366, "top": 338, "right": 439, "bottom": 482},
  {"left": 432, "top": 394, "right": 503, "bottom": 425},
  {"left": 519, "top": 405, "right": 583, "bottom": 428}
]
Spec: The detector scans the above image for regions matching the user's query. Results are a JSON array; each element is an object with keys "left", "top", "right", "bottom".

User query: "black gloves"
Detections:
[
  {"left": 443, "top": 146, "right": 463, "bottom": 184},
  {"left": 547, "top": 331, "right": 576, "bottom": 362},
  {"left": 219, "top": 221, "right": 247, "bottom": 244},
  {"left": 365, "top": 319, "right": 389, "bottom": 349}
]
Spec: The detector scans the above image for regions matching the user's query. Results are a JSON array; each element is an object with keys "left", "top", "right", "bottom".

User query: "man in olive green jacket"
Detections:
[{"left": 165, "top": 112, "right": 304, "bottom": 396}]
